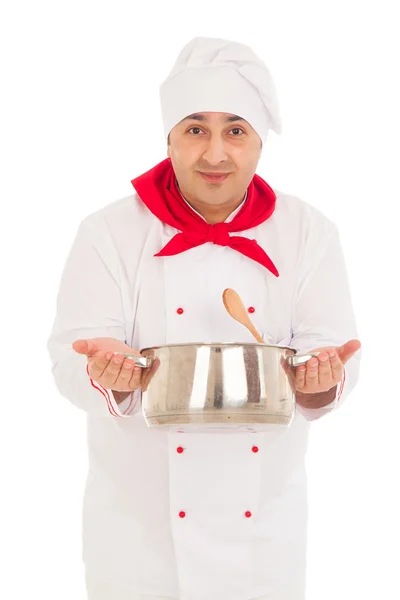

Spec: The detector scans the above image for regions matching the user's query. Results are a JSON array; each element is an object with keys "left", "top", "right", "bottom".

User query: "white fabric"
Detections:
[
  {"left": 160, "top": 37, "right": 282, "bottom": 142},
  {"left": 86, "top": 575, "right": 284, "bottom": 600},
  {"left": 86, "top": 575, "right": 175, "bottom": 600},
  {"left": 86, "top": 574, "right": 292, "bottom": 600},
  {"left": 47, "top": 187, "right": 360, "bottom": 600}
]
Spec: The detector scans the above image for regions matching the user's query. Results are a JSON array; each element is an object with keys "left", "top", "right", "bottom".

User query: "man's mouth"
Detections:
[{"left": 198, "top": 172, "right": 230, "bottom": 183}]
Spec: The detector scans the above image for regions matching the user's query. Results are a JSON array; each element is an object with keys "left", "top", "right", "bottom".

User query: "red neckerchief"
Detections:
[{"left": 131, "top": 158, "right": 279, "bottom": 276}]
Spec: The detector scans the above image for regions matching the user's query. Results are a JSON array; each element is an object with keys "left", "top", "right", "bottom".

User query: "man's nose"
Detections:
[{"left": 202, "top": 135, "right": 228, "bottom": 165}]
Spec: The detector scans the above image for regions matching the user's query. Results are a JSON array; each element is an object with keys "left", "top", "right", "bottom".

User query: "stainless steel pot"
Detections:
[{"left": 121, "top": 343, "right": 318, "bottom": 428}]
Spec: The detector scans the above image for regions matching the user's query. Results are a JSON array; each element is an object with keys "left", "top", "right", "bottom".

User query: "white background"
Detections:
[{"left": 1, "top": 0, "right": 399, "bottom": 598}]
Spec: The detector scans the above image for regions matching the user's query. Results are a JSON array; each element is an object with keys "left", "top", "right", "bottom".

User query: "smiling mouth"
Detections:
[{"left": 198, "top": 172, "right": 231, "bottom": 183}]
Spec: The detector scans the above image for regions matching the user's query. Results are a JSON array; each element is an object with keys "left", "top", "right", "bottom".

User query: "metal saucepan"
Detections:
[{"left": 118, "top": 343, "right": 319, "bottom": 427}]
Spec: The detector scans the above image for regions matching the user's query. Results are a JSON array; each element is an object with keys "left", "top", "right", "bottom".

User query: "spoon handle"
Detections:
[{"left": 246, "top": 323, "right": 265, "bottom": 344}]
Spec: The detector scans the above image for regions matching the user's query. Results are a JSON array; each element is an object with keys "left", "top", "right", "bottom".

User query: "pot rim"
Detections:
[{"left": 140, "top": 342, "right": 295, "bottom": 353}]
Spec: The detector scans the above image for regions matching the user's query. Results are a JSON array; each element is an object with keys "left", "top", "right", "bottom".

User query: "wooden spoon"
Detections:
[{"left": 222, "top": 288, "right": 265, "bottom": 344}]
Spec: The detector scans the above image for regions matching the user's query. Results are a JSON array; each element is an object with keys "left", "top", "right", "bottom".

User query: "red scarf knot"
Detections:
[
  {"left": 131, "top": 158, "right": 279, "bottom": 277},
  {"left": 206, "top": 223, "right": 231, "bottom": 246}
]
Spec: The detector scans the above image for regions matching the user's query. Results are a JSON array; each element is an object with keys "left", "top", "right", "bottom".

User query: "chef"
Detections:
[{"left": 47, "top": 37, "right": 361, "bottom": 600}]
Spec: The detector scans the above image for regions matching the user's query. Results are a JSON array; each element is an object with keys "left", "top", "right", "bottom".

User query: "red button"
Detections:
[
  {"left": 177, "top": 308, "right": 184, "bottom": 315},
  {"left": 176, "top": 446, "right": 184, "bottom": 454},
  {"left": 179, "top": 511, "right": 186, "bottom": 518},
  {"left": 248, "top": 306, "right": 255, "bottom": 313},
  {"left": 252, "top": 445, "right": 259, "bottom": 453},
  {"left": 245, "top": 511, "right": 252, "bottom": 518}
]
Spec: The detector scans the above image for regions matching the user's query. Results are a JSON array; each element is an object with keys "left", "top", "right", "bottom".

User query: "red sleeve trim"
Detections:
[
  {"left": 86, "top": 364, "right": 120, "bottom": 417},
  {"left": 337, "top": 368, "right": 346, "bottom": 402}
]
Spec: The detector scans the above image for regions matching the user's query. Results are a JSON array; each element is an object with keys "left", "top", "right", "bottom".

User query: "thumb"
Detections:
[
  {"left": 72, "top": 339, "right": 94, "bottom": 356},
  {"left": 337, "top": 339, "right": 361, "bottom": 365}
]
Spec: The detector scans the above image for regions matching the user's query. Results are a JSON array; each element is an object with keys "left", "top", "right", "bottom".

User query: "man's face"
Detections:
[{"left": 167, "top": 112, "right": 262, "bottom": 209}]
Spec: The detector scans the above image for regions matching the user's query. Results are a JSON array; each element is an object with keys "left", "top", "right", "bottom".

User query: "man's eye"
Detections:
[
  {"left": 188, "top": 127, "right": 203, "bottom": 135},
  {"left": 187, "top": 127, "right": 244, "bottom": 136}
]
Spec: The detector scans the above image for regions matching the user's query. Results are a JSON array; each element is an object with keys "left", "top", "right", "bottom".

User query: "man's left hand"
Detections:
[{"left": 283, "top": 339, "right": 361, "bottom": 409}]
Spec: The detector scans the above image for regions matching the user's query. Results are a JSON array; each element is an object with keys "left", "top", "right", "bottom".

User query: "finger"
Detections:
[
  {"left": 97, "top": 353, "right": 125, "bottom": 388},
  {"left": 88, "top": 351, "right": 114, "bottom": 379},
  {"left": 128, "top": 365, "right": 143, "bottom": 390},
  {"left": 303, "top": 357, "right": 319, "bottom": 393},
  {"left": 329, "top": 350, "right": 344, "bottom": 382},
  {"left": 114, "top": 357, "right": 137, "bottom": 389},
  {"left": 294, "top": 364, "right": 307, "bottom": 392},
  {"left": 317, "top": 352, "right": 334, "bottom": 390},
  {"left": 337, "top": 339, "right": 361, "bottom": 365},
  {"left": 72, "top": 339, "right": 95, "bottom": 355}
]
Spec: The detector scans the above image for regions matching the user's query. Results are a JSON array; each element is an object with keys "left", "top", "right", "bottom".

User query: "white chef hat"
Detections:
[{"left": 159, "top": 37, "right": 282, "bottom": 144}]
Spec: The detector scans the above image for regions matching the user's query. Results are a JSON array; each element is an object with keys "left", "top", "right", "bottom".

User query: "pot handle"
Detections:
[
  {"left": 287, "top": 352, "right": 320, "bottom": 367},
  {"left": 113, "top": 352, "right": 154, "bottom": 369}
]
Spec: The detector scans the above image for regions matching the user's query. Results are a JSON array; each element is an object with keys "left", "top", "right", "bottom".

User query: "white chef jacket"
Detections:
[{"left": 47, "top": 184, "right": 360, "bottom": 600}]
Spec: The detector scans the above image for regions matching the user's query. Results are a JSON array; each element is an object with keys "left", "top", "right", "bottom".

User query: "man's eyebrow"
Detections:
[
  {"left": 181, "top": 113, "right": 245, "bottom": 123},
  {"left": 225, "top": 115, "right": 245, "bottom": 122},
  {"left": 182, "top": 114, "right": 206, "bottom": 122}
]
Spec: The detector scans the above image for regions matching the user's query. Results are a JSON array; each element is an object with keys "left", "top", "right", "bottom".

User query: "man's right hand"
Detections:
[{"left": 72, "top": 337, "right": 144, "bottom": 393}]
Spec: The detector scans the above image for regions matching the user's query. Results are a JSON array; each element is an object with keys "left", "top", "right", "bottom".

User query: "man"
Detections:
[{"left": 47, "top": 37, "right": 361, "bottom": 600}]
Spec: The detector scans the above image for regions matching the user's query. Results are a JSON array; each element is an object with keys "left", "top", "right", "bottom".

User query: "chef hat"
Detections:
[{"left": 159, "top": 37, "right": 282, "bottom": 144}]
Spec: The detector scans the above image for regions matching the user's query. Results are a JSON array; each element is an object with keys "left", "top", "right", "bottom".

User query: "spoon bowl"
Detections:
[{"left": 222, "top": 288, "right": 265, "bottom": 344}]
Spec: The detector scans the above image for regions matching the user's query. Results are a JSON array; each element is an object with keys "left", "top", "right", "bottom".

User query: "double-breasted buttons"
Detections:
[
  {"left": 176, "top": 307, "right": 184, "bottom": 315},
  {"left": 248, "top": 306, "right": 255, "bottom": 313},
  {"left": 179, "top": 509, "right": 254, "bottom": 519},
  {"left": 173, "top": 434, "right": 260, "bottom": 521}
]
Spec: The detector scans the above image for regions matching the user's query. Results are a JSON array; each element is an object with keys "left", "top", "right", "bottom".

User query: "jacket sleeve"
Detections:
[
  {"left": 290, "top": 221, "right": 361, "bottom": 422},
  {"left": 46, "top": 214, "right": 141, "bottom": 418}
]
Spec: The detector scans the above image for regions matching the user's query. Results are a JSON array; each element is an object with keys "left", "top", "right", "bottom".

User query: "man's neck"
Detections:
[{"left": 178, "top": 186, "right": 247, "bottom": 224}]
